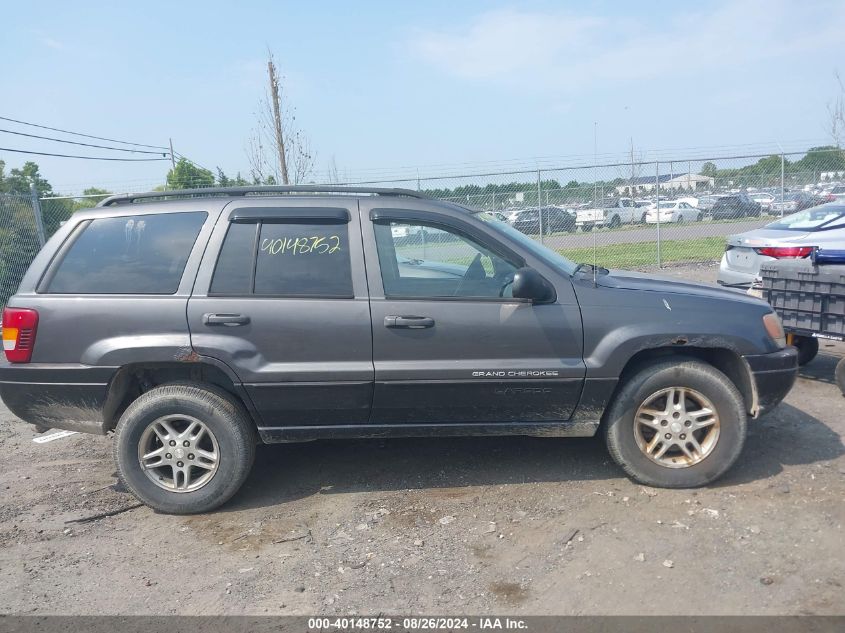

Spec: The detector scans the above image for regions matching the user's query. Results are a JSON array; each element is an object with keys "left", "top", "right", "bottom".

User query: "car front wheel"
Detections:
[
  {"left": 113, "top": 383, "right": 257, "bottom": 514},
  {"left": 604, "top": 359, "right": 747, "bottom": 488}
]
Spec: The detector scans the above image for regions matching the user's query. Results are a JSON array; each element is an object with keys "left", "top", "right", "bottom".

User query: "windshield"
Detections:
[
  {"left": 475, "top": 211, "right": 578, "bottom": 275},
  {"left": 765, "top": 206, "right": 845, "bottom": 231}
]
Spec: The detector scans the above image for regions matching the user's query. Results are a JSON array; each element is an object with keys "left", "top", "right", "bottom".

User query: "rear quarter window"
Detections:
[{"left": 45, "top": 212, "right": 207, "bottom": 294}]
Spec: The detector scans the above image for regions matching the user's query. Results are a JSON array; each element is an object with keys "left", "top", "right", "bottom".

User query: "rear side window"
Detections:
[
  {"left": 46, "top": 212, "right": 207, "bottom": 294},
  {"left": 210, "top": 219, "right": 353, "bottom": 298}
]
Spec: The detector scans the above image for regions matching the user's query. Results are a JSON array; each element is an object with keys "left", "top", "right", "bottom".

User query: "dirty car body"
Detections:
[{"left": 0, "top": 186, "right": 798, "bottom": 512}]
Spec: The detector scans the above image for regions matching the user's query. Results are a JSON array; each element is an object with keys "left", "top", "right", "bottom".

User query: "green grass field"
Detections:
[{"left": 558, "top": 236, "right": 725, "bottom": 269}]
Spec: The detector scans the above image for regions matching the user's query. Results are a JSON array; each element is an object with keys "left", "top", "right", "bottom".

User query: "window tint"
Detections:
[
  {"left": 47, "top": 212, "right": 206, "bottom": 294},
  {"left": 209, "top": 222, "right": 257, "bottom": 294},
  {"left": 209, "top": 219, "right": 353, "bottom": 297},
  {"left": 374, "top": 220, "right": 519, "bottom": 299}
]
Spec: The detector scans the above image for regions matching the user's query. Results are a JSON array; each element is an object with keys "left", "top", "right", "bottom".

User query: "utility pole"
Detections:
[
  {"left": 168, "top": 138, "right": 177, "bottom": 171},
  {"left": 268, "top": 57, "right": 290, "bottom": 185}
]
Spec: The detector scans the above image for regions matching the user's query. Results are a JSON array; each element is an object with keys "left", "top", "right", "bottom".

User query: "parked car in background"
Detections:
[
  {"left": 829, "top": 185, "right": 845, "bottom": 202},
  {"left": 711, "top": 193, "right": 762, "bottom": 220},
  {"left": 717, "top": 202, "right": 845, "bottom": 287},
  {"left": 750, "top": 192, "right": 775, "bottom": 213},
  {"left": 771, "top": 191, "right": 817, "bottom": 215},
  {"left": 512, "top": 206, "right": 576, "bottom": 235},
  {"left": 697, "top": 195, "right": 722, "bottom": 213},
  {"left": 674, "top": 196, "right": 699, "bottom": 208},
  {"left": 644, "top": 201, "right": 702, "bottom": 224},
  {"left": 576, "top": 198, "right": 640, "bottom": 230}
]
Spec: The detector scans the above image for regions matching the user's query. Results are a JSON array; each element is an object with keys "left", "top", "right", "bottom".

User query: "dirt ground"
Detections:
[{"left": 0, "top": 262, "right": 843, "bottom": 616}]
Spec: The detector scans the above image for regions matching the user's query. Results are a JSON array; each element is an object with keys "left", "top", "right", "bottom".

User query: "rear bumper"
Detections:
[
  {"left": 717, "top": 255, "right": 759, "bottom": 287},
  {"left": 0, "top": 363, "right": 116, "bottom": 434},
  {"left": 743, "top": 347, "right": 798, "bottom": 416}
]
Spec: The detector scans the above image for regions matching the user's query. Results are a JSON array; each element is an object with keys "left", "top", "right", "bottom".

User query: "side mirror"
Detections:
[{"left": 512, "top": 267, "right": 556, "bottom": 304}]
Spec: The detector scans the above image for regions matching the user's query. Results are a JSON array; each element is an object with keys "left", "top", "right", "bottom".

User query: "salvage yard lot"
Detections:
[{"left": 0, "top": 263, "right": 843, "bottom": 616}]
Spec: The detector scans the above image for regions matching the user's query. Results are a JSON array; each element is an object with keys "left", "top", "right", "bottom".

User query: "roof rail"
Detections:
[{"left": 98, "top": 185, "right": 431, "bottom": 207}]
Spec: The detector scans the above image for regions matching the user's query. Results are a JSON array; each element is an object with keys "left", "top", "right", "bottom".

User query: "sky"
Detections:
[{"left": 1, "top": 0, "right": 844, "bottom": 194}]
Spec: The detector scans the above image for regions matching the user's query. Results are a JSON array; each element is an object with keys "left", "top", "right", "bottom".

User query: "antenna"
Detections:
[{"left": 593, "top": 122, "right": 598, "bottom": 286}]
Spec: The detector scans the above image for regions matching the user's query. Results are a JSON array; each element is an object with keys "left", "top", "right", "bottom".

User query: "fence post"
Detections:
[
  {"left": 537, "top": 169, "right": 544, "bottom": 244},
  {"left": 780, "top": 153, "right": 785, "bottom": 217},
  {"left": 30, "top": 184, "right": 46, "bottom": 248},
  {"left": 656, "top": 161, "right": 661, "bottom": 268}
]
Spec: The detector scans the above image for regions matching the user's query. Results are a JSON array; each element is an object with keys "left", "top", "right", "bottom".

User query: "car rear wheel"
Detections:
[
  {"left": 793, "top": 335, "right": 819, "bottom": 366},
  {"left": 609, "top": 215, "right": 621, "bottom": 229},
  {"left": 114, "top": 383, "right": 256, "bottom": 514},
  {"left": 582, "top": 224, "right": 593, "bottom": 232},
  {"left": 604, "top": 359, "right": 746, "bottom": 488}
]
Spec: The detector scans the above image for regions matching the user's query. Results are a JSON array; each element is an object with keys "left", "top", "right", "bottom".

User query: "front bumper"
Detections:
[{"left": 743, "top": 347, "right": 798, "bottom": 417}]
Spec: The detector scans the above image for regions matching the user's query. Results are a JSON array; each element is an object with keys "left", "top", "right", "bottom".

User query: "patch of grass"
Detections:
[{"left": 559, "top": 236, "right": 726, "bottom": 269}]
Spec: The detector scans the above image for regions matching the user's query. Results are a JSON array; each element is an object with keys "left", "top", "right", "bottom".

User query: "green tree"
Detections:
[
  {"left": 701, "top": 162, "right": 717, "bottom": 177},
  {"left": 0, "top": 161, "right": 53, "bottom": 195},
  {"left": 166, "top": 158, "right": 214, "bottom": 189}
]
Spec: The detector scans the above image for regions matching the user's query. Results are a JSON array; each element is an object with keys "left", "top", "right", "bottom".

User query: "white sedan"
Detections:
[{"left": 644, "top": 201, "right": 702, "bottom": 224}]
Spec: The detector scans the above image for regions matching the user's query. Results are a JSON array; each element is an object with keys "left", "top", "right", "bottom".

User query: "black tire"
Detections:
[
  {"left": 582, "top": 224, "right": 593, "bottom": 232},
  {"left": 603, "top": 359, "right": 747, "bottom": 488},
  {"left": 696, "top": 212, "right": 703, "bottom": 221},
  {"left": 793, "top": 336, "right": 819, "bottom": 366},
  {"left": 609, "top": 215, "right": 621, "bottom": 229},
  {"left": 641, "top": 212, "right": 648, "bottom": 224},
  {"left": 113, "top": 383, "right": 256, "bottom": 514},
  {"left": 676, "top": 216, "right": 684, "bottom": 224}
]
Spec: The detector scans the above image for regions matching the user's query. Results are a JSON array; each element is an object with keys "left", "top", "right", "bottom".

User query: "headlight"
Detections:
[{"left": 763, "top": 312, "right": 786, "bottom": 348}]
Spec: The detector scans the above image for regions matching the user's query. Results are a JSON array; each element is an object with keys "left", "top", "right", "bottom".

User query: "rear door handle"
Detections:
[
  {"left": 384, "top": 315, "right": 435, "bottom": 329},
  {"left": 203, "top": 313, "right": 250, "bottom": 326}
]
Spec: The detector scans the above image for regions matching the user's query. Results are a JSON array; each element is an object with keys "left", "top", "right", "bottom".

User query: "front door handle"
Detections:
[
  {"left": 384, "top": 315, "right": 435, "bottom": 329},
  {"left": 203, "top": 313, "right": 250, "bottom": 326}
]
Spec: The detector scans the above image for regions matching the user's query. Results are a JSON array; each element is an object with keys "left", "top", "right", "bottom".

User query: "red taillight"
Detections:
[
  {"left": 754, "top": 246, "right": 814, "bottom": 259},
  {"left": 2, "top": 307, "right": 38, "bottom": 363}
]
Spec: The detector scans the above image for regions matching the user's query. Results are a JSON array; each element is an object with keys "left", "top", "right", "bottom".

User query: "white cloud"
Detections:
[{"left": 409, "top": 1, "right": 845, "bottom": 88}]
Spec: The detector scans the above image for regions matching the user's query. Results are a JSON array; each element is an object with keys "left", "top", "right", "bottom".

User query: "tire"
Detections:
[
  {"left": 696, "top": 213, "right": 703, "bottom": 221},
  {"left": 113, "top": 383, "right": 257, "bottom": 514},
  {"left": 793, "top": 336, "right": 819, "bottom": 366},
  {"left": 641, "top": 212, "right": 648, "bottom": 224},
  {"left": 609, "top": 215, "right": 621, "bottom": 229},
  {"left": 582, "top": 224, "right": 593, "bottom": 232},
  {"left": 603, "top": 359, "right": 747, "bottom": 488},
  {"left": 676, "top": 216, "right": 684, "bottom": 224}
]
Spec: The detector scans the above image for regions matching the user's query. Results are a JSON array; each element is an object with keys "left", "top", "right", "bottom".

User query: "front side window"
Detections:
[
  {"left": 210, "top": 219, "right": 353, "bottom": 297},
  {"left": 374, "top": 220, "right": 519, "bottom": 299},
  {"left": 46, "top": 212, "right": 207, "bottom": 294}
]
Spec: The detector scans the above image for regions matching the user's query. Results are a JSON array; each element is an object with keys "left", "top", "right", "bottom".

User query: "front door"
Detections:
[
  {"left": 360, "top": 202, "right": 585, "bottom": 426},
  {"left": 187, "top": 199, "right": 373, "bottom": 428}
]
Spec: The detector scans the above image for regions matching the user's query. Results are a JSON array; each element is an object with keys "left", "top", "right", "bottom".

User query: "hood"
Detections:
[
  {"left": 725, "top": 228, "right": 810, "bottom": 247},
  {"left": 595, "top": 269, "right": 765, "bottom": 305}
]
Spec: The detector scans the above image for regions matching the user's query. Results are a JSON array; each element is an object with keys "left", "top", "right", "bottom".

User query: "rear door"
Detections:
[
  {"left": 187, "top": 198, "right": 373, "bottom": 428},
  {"left": 359, "top": 199, "right": 585, "bottom": 426}
]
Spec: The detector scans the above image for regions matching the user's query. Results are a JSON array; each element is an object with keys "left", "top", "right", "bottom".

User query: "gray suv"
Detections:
[{"left": 0, "top": 186, "right": 798, "bottom": 513}]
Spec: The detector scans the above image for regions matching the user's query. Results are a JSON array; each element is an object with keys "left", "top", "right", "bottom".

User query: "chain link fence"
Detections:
[{"left": 1, "top": 148, "right": 844, "bottom": 310}]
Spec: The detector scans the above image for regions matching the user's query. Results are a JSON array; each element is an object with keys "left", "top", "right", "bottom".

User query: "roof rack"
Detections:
[{"left": 98, "top": 185, "right": 431, "bottom": 207}]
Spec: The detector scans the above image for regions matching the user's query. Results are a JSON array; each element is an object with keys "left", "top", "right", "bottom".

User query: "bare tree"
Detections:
[
  {"left": 245, "top": 51, "right": 316, "bottom": 184},
  {"left": 828, "top": 70, "right": 844, "bottom": 148}
]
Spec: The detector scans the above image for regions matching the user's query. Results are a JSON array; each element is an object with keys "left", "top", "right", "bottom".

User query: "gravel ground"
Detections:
[{"left": 0, "top": 262, "right": 843, "bottom": 616}]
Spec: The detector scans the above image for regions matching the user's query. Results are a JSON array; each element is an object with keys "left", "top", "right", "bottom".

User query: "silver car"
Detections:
[{"left": 717, "top": 203, "right": 845, "bottom": 286}]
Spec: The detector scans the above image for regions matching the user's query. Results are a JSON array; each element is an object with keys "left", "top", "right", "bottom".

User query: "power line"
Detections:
[
  {"left": 0, "top": 128, "right": 168, "bottom": 155},
  {"left": 0, "top": 147, "right": 170, "bottom": 161},
  {"left": 0, "top": 115, "right": 169, "bottom": 150}
]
